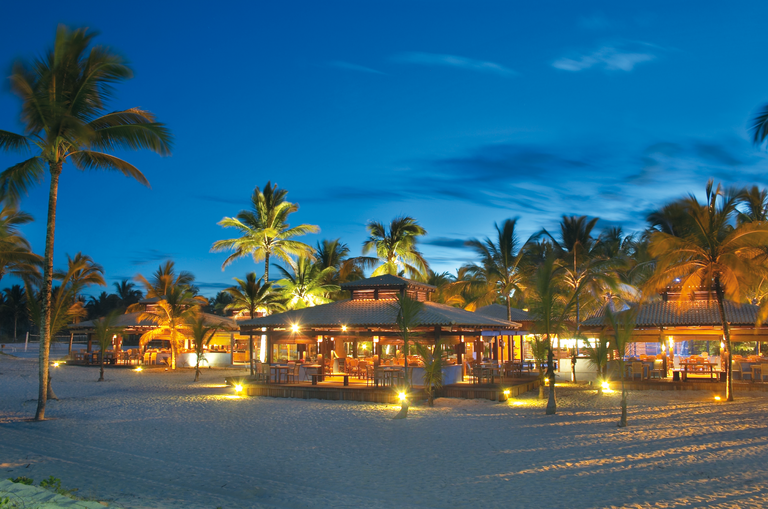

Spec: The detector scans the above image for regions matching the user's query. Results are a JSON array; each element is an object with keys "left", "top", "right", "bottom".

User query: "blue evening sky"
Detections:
[{"left": 2, "top": 1, "right": 768, "bottom": 296}]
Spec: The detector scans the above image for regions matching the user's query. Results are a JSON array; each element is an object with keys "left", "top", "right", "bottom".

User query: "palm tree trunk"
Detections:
[
  {"left": 264, "top": 252, "right": 270, "bottom": 283},
  {"left": 13, "top": 315, "right": 17, "bottom": 341},
  {"left": 99, "top": 356, "right": 105, "bottom": 382},
  {"left": 194, "top": 359, "right": 200, "bottom": 382},
  {"left": 715, "top": 281, "right": 734, "bottom": 401},
  {"left": 36, "top": 163, "right": 62, "bottom": 422},
  {"left": 546, "top": 334, "right": 557, "bottom": 415},
  {"left": 618, "top": 365, "right": 627, "bottom": 427},
  {"left": 249, "top": 308, "right": 255, "bottom": 376},
  {"left": 506, "top": 295, "right": 511, "bottom": 322}
]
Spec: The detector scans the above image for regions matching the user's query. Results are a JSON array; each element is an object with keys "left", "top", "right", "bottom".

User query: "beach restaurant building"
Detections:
[{"left": 238, "top": 275, "right": 522, "bottom": 383}]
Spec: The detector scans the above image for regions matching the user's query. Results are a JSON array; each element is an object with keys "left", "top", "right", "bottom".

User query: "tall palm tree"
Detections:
[
  {"left": 211, "top": 182, "right": 319, "bottom": 282},
  {"left": 139, "top": 285, "right": 205, "bottom": 370},
  {"left": 93, "top": 310, "right": 123, "bottom": 382},
  {"left": 737, "top": 186, "right": 768, "bottom": 224},
  {"left": 646, "top": 181, "right": 768, "bottom": 402},
  {"left": 0, "top": 26, "right": 172, "bottom": 420},
  {"left": 314, "top": 238, "right": 364, "bottom": 284},
  {"left": 603, "top": 307, "right": 637, "bottom": 427},
  {"left": 1, "top": 285, "right": 27, "bottom": 341},
  {"left": 525, "top": 247, "right": 579, "bottom": 415},
  {"left": 224, "top": 272, "right": 284, "bottom": 374},
  {"left": 465, "top": 219, "right": 527, "bottom": 321},
  {"left": 274, "top": 257, "right": 340, "bottom": 310},
  {"left": 360, "top": 216, "right": 429, "bottom": 279}
]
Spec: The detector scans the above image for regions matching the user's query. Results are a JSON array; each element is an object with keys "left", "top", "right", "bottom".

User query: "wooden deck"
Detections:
[
  {"left": 612, "top": 378, "right": 768, "bottom": 392},
  {"left": 226, "top": 376, "right": 541, "bottom": 403}
]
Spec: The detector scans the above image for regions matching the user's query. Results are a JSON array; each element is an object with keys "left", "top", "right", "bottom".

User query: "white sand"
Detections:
[{"left": 2, "top": 355, "right": 768, "bottom": 508}]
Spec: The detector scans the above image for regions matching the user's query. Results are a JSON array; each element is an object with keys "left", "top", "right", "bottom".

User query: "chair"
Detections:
[
  {"left": 357, "top": 361, "right": 368, "bottom": 379},
  {"left": 650, "top": 359, "right": 664, "bottom": 379},
  {"left": 760, "top": 364, "right": 768, "bottom": 382},
  {"left": 740, "top": 363, "right": 753, "bottom": 381},
  {"left": 731, "top": 362, "right": 742, "bottom": 380},
  {"left": 631, "top": 362, "right": 644, "bottom": 380},
  {"left": 150, "top": 352, "right": 158, "bottom": 365},
  {"left": 337, "top": 358, "right": 346, "bottom": 373},
  {"left": 287, "top": 363, "right": 301, "bottom": 383},
  {"left": 347, "top": 358, "right": 359, "bottom": 376},
  {"left": 464, "top": 361, "right": 476, "bottom": 383}
]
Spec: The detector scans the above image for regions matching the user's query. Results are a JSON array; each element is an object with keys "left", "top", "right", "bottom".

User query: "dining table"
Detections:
[
  {"left": 270, "top": 365, "right": 291, "bottom": 383},
  {"left": 675, "top": 362, "right": 719, "bottom": 381}
]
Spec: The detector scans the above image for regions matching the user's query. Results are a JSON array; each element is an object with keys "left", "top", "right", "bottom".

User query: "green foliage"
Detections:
[
  {"left": 8, "top": 477, "right": 32, "bottom": 485},
  {"left": 274, "top": 257, "right": 339, "bottom": 309},
  {"left": 224, "top": 272, "right": 283, "bottom": 318},
  {"left": 414, "top": 339, "right": 443, "bottom": 407},
  {"left": 360, "top": 215, "right": 429, "bottom": 279},
  {"left": 39, "top": 476, "right": 77, "bottom": 497}
]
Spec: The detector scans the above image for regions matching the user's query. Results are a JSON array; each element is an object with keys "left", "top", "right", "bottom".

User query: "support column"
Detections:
[{"left": 266, "top": 331, "right": 273, "bottom": 364}]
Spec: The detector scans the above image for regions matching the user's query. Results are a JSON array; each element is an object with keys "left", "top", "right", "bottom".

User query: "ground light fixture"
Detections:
[
  {"left": 601, "top": 381, "right": 610, "bottom": 391},
  {"left": 715, "top": 396, "right": 722, "bottom": 401},
  {"left": 134, "top": 366, "right": 143, "bottom": 372},
  {"left": 235, "top": 384, "right": 243, "bottom": 393},
  {"left": 398, "top": 392, "right": 407, "bottom": 402},
  {"left": 52, "top": 362, "right": 60, "bottom": 367},
  {"left": 503, "top": 389, "right": 511, "bottom": 397}
]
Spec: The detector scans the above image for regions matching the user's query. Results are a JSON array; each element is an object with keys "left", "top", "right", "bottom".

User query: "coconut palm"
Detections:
[
  {"left": 211, "top": 182, "right": 319, "bottom": 282},
  {"left": 224, "top": 272, "right": 284, "bottom": 374},
  {"left": 414, "top": 338, "right": 443, "bottom": 407},
  {"left": 603, "top": 307, "right": 637, "bottom": 427},
  {"left": 360, "top": 216, "right": 429, "bottom": 279},
  {"left": 0, "top": 26, "right": 172, "bottom": 420},
  {"left": 27, "top": 253, "right": 105, "bottom": 342},
  {"left": 646, "top": 181, "right": 768, "bottom": 402},
  {"left": 465, "top": 219, "right": 527, "bottom": 321},
  {"left": 274, "top": 257, "right": 339, "bottom": 310},
  {"left": 0, "top": 203, "right": 41, "bottom": 285},
  {"left": 139, "top": 285, "right": 205, "bottom": 370},
  {"left": 525, "top": 248, "right": 579, "bottom": 415},
  {"left": 528, "top": 335, "right": 550, "bottom": 400},
  {"left": 113, "top": 279, "right": 142, "bottom": 307},
  {"left": 93, "top": 310, "right": 123, "bottom": 382},
  {"left": 1, "top": 285, "right": 27, "bottom": 341},
  {"left": 737, "top": 186, "right": 768, "bottom": 224},
  {"left": 135, "top": 261, "right": 195, "bottom": 300},
  {"left": 582, "top": 336, "right": 610, "bottom": 395},
  {"left": 391, "top": 292, "right": 424, "bottom": 419},
  {"left": 185, "top": 312, "right": 219, "bottom": 382}
]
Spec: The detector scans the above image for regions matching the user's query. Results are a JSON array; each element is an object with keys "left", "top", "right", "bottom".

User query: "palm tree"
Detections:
[
  {"left": 93, "top": 310, "right": 123, "bottom": 382},
  {"left": 1, "top": 285, "right": 27, "bottom": 341},
  {"left": 135, "top": 261, "right": 195, "bottom": 300},
  {"left": 582, "top": 336, "right": 610, "bottom": 395},
  {"left": 139, "top": 285, "right": 205, "bottom": 370},
  {"left": 391, "top": 292, "right": 424, "bottom": 419},
  {"left": 27, "top": 253, "right": 105, "bottom": 345},
  {"left": 529, "top": 335, "right": 550, "bottom": 399},
  {"left": 646, "top": 181, "right": 768, "bottom": 402},
  {"left": 85, "top": 291, "right": 120, "bottom": 319},
  {"left": 603, "top": 307, "right": 637, "bottom": 427},
  {"left": 360, "top": 216, "right": 429, "bottom": 279},
  {"left": 224, "top": 272, "right": 284, "bottom": 374},
  {"left": 465, "top": 219, "right": 527, "bottom": 321},
  {"left": 525, "top": 248, "right": 579, "bottom": 415},
  {"left": 274, "top": 257, "right": 339, "bottom": 310},
  {"left": 211, "top": 182, "right": 319, "bottom": 282},
  {"left": 0, "top": 203, "right": 41, "bottom": 285},
  {"left": 0, "top": 26, "right": 172, "bottom": 420},
  {"left": 185, "top": 312, "right": 219, "bottom": 382},
  {"left": 737, "top": 186, "right": 768, "bottom": 224},
  {"left": 414, "top": 338, "right": 443, "bottom": 407},
  {"left": 113, "top": 279, "right": 142, "bottom": 307}
]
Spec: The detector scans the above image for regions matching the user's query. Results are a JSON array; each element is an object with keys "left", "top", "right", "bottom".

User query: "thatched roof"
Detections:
[
  {"left": 581, "top": 300, "right": 763, "bottom": 328},
  {"left": 70, "top": 312, "right": 239, "bottom": 331},
  {"left": 239, "top": 299, "right": 520, "bottom": 329}
]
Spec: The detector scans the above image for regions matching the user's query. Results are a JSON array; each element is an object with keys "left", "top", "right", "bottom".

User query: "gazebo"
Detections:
[
  {"left": 69, "top": 298, "right": 242, "bottom": 367},
  {"left": 238, "top": 275, "right": 521, "bottom": 381}
]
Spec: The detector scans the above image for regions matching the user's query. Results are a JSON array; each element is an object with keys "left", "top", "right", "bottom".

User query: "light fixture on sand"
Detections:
[{"left": 235, "top": 384, "right": 243, "bottom": 393}]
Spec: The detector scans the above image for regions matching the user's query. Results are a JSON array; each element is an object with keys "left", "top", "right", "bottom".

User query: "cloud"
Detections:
[
  {"left": 422, "top": 237, "right": 468, "bottom": 249},
  {"left": 392, "top": 52, "right": 516, "bottom": 76},
  {"left": 327, "top": 61, "right": 386, "bottom": 75},
  {"left": 129, "top": 249, "right": 175, "bottom": 266},
  {"left": 553, "top": 45, "right": 656, "bottom": 72}
]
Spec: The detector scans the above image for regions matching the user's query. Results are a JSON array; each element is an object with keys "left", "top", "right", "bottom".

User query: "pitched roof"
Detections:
[
  {"left": 581, "top": 300, "right": 763, "bottom": 328},
  {"left": 239, "top": 299, "right": 520, "bottom": 329},
  {"left": 475, "top": 304, "right": 533, "bottom": 323},
  {"left": 70, "top": 312, "right": 239, "bottom": 331},
  {"left": 340, "top": 274, "right": 436, "bottom": 292}
]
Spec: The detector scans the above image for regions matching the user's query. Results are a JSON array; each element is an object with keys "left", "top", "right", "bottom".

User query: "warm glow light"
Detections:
[
  {"left": 512, "top": 401, "right": 524, "bottom": 406},
  {"left": 503, "top": 389, "right": 511, "bottom": 396},
  {"left": 398, "top": 392, "right": 407, "bottom": 401},
  {"left": 601, "top": 381, "right": 610, "bottom": 390},
  {"left": 235, "top": 384, "right": 243, "bottom": 392},
  {"left": 341, "top": 325, "right": 347, "bottom": 332},
  {"left": 715, "top": 396, "right": 721, "bottom": 401},
  {"left": 135, "top": 367, "right": 143, "bottom": 372},
  {"left": 720, "top": 341, "right": 725, "bottom": 349},
  {"left": 52, "top": 362, "right": 60, "bottom": 367},
  {"left": 291, "top": 324, "right": 299, "bottom": 333}
]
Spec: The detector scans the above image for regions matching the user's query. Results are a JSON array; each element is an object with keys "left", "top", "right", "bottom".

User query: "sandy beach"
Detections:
[{"left": 2, "top": 355, "right": 768, "bottom": 508}]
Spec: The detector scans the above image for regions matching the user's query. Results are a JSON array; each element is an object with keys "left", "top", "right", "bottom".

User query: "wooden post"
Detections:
[
  {"left": 266, "top": 331, "right": 273, "bottom": 364},
  {"left": 68, "top": 331, "right": 74, "bottom": 356},
  {"left": 87, "top": 333, "right": 93, "bottom": 353},
  {"left": 231, "top": 332, "right": 235, "bottom": 367}
]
